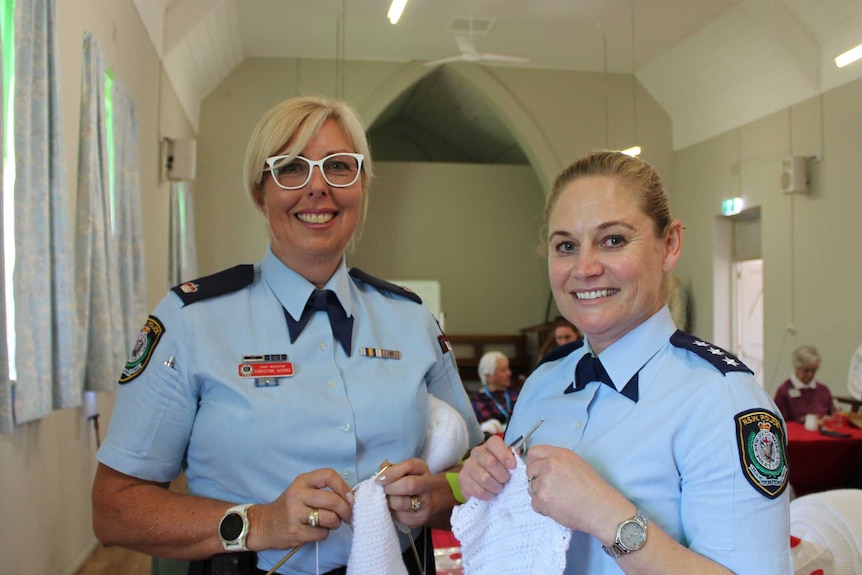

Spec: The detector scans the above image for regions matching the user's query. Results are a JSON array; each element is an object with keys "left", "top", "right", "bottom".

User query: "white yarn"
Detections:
[
  {"left": 346, "top": 478, "right": 408, "bottom": 575},
  {"left": 790, "top": 489, "right": 862, "bottom": 575},
  {"left": 421, "top": 395, "right": 470, "bottom": 474},
  {"left": 346, "top": 396, "right": 468, "bottom": 575},
  {"left": 451, "top": 456, "right": 572, "bottom": 575}
]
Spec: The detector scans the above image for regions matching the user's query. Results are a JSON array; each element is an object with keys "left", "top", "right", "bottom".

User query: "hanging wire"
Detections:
[
  {"left": 631, "top": 2, "right": 637, "bottom": 146},
  {"left": 601, "top": 25, "right": 609, "bottom": 149},
  {"left": 335, "top": 0, "right": 346, "bottom": 99}
]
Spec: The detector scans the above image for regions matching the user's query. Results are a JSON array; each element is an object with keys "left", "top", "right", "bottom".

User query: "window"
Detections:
[{"left": 2, "top": 0, "right": 15, "bottom": 381}]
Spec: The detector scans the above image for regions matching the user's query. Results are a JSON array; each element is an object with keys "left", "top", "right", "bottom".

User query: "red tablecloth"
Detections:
[{"left": 785, "top": 421, "right": 862, "bottom": 496}]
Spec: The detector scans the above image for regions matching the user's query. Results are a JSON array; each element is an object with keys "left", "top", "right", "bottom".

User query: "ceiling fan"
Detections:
[
  {"left": 424, "top": 12, "right": 529, "bottom": 69},
  {"left": 424, "top": 35, "right": 529, "bottom": 67}
]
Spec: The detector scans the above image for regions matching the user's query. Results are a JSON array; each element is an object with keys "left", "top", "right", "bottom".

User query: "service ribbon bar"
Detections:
[{"left": 360, "top": 347, "right": 402, "bottom": 360}]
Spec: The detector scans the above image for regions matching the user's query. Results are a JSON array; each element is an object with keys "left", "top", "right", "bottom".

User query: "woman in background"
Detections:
[
  {"left": 774, "top": 345, "right": 834, "bottom": 424},
  {"left": 536, "top": 316, "right": 582, "bottom": 362},
  {"left": 470, "top": 350, "right": 518, "bottom": 435}
]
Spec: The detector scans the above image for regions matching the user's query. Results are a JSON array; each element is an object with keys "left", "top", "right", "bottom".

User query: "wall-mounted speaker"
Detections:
[
  {"left": 165, "top": 138, "right": 197, "bottom": 181},
  {"left": 780, "top": 156, "right": 808, "bottom": 194}
]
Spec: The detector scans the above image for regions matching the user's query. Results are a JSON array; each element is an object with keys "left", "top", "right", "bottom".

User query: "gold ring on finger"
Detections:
[
  {"left": 410, "top": 496, "right": 422, "bottom": 512},
  {"left": 308, "top": 508, "right": 319, "bottom": 527}
]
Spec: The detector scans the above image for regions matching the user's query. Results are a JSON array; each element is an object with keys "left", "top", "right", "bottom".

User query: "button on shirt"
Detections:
[
  {"left": 97, "top": 248, "right": 483, "bottom": 575},
  {"left": 505, "top": 306, "right": 792, "bottom": 575}
]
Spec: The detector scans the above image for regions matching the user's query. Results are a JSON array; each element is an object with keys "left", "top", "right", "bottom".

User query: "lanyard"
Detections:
[{"left": 482, "top": 387, "right": 511, "bottom": 420}]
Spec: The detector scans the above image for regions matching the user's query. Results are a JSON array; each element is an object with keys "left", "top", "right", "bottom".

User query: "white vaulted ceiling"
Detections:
[{"left": 134, "top": 0, "right": 862, "bottom": 151}]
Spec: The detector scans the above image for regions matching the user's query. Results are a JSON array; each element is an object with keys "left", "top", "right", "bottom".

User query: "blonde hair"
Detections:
[
  {"left": 544, "top": 150, "right": 670, "bottom": 237},
  {"left": 242, "top": 95, "right": 374, "bottom": 241}
]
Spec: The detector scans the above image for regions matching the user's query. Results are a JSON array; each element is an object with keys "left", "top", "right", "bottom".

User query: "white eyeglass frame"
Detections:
[{"left": 263, "top": 152, "right": 365, "bottom": 190}]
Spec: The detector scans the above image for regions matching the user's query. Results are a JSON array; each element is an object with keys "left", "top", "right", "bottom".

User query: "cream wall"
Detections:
[
  {"left": 0, "top": 1, "right": 193, "bottom": 574},
  {"left": 673, "top": 79, "right": 862, "bottom": 396},
  {"left": 194, "top": 57, "right": 673, "bottom": 338}
]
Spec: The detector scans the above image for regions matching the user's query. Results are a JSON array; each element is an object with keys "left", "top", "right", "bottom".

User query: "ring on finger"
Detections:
[
  {"left": 410, "top": 496, "right": 422, "bottom": 512},
  {"left": 527, "top": 475, "right": 537, "bottom": 497},
  {"left": 308, "top": 508, "right": 319, "bottom": 528}
]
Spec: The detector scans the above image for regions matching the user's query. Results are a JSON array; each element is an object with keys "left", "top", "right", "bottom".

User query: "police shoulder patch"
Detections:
[
  {"left": 120, "top": 315, "right": 165, "bottom": 384},
  {"left": 536, "top": 338, "right": 585, "bottom": 368},
  {"left": 348, "top": 268, "right": 422, "bottom": 304},
  {"left": 734, "top": 408, "right": 788, "bottom": 498},
  {"left": 670, "top": 330, "right": 753, "bottom": 375},
  {"left": 170, "top": 264, "right": 255, "bottom": 306}
]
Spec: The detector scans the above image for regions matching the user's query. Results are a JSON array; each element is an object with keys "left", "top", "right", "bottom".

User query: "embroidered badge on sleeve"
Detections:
[
  {"left": 735, "top": 408, "right": 788, "bottom": 498},
  {"left": 119, "top": 316, "right": 165, "bottom": 384}
]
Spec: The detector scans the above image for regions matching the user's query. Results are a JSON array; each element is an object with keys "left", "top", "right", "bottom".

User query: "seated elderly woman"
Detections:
[
  {"left": 470, "top": 351, "right": 518, "bottom": 434},
  {"left": 774, "top": 345, "right": 835, "bottom": 424}
]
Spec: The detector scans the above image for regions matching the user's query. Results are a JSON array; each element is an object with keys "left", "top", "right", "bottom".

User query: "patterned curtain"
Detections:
[
  {"left": 75, "top": 33, "right": 124, "bottom": 393},
  {"left": 111, "top": 78, "right": 146, "bottom": 345},
  {"left": 168, "top": 180, "right": 198, "bottom": 287},
  {"left": 6, "top": 0, "right": 77, "bottom": 426}
]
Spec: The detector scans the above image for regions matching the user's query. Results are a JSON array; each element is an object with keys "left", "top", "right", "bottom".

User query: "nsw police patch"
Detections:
[
  {"left": 735, "top": 408, "right": 788, "bottom": 498},
  {"left": 120, "top": 316, "right": 165, "bottom": 384}
]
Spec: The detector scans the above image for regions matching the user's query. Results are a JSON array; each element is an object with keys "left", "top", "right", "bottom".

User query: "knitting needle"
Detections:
[
  {"left": 264, "top": 543, "right": 304, "bottom": 575},
  {"left": 507, "top": 418, "right": 545, "bottom": 454},
  {"left": 378, "top": 460, "right": 425, "bottom": 575}
]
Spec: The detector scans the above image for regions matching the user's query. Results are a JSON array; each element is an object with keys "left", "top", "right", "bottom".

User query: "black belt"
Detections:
[{"left": 254, "top": 528, "right": 435, "bottom": 575}]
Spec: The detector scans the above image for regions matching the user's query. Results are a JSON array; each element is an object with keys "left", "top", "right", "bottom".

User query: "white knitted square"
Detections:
[{"left": 451, "top": 456, "right": 572, "bottom": 574}]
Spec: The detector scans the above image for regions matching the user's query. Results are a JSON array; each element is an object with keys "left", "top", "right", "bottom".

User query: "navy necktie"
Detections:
[
  {"left": 285, "top": 289, "right": 354, "bottom": 356},
  {"left": 566, "top": 353, "right": 639, "bottom": 402}
]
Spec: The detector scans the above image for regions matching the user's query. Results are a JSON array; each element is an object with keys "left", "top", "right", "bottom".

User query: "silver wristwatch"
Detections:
[
  {"left": 602, "top": 509, "right": 648, "bottom": 558},
  {"left": 218, "top": 503, "right": 253, "bottom": 551}
]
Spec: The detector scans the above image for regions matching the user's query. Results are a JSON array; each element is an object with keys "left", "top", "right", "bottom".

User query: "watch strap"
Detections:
[
  {"left": 602, "top": 509, "right": 648, "bottom": 558},
  {"left": 219, "top": 503, "right": 253, "bottom": 551}
]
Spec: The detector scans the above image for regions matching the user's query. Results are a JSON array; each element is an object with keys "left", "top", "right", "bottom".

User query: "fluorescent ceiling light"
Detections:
[
  {"left": 620, "top": 146, "right": 642, "bottom": 157},
  {"left": 388, "top": 0, "right": 408, "bottom": 24},
  {"left": 835, "top": 43, "right": 862, "bottom": 68}
]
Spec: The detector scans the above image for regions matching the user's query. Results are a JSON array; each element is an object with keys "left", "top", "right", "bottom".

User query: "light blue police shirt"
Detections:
[
  {"left": 97, "top": 247, "right": 483, "bottom": 574},
  {"left": 506, "top": 306, "right": 792, "bottom": 575}
]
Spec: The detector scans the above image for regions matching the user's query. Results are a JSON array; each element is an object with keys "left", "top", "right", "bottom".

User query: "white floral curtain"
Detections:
[
  {"left": 75, "top": 33, "right": 124, "bottom": 393},
  {"left": 111, "top": 78, "right": 146, "bottom": 345},
  {"left": 5, "top": 0, "right": 76, "bottom": 426},
  {"left": 168, "top": 180, "right": 198, "bottom": 286}
]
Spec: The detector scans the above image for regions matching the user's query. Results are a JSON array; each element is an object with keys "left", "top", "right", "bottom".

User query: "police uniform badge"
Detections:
[
  {"left": 120, "top": 316, "right": 165, "bottom": 383},
  {"left": 735, "top": 408, "right": 788, "bottom": 498}
]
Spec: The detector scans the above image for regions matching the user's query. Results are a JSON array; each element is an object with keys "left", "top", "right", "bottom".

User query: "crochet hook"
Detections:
[{"left": 507, "top": 418, "right": 545, "bottom": 454}]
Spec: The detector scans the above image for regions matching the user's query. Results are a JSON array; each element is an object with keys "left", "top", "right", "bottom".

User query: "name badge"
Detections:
[
  {"left": 238, "top": 354, "right": 294, "bottom": 384},
  {"left": 788, "top": 388, "right": 801, "bottom": 398}
]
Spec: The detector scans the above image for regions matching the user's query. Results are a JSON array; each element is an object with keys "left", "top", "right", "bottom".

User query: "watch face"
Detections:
[
  {"left": 620, "top": 520, "right": 646, "bottom": 549},
  {"left": 220, "top": 513, "right": 244, "bottom": 541}
]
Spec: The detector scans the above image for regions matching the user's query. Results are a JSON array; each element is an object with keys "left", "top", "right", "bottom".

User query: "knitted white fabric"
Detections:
[
  {"left": 790, "top": 489, "right": 862, "bottom": 575},
  {"left": 451, "top": 455, "right": 572, "bottom": 575},
  {"left": 346, "top": 478, "right": 408, "bottom": 575},
  {"left": 420, "top": 395, "right": 470, "bottom": 474},
  {"left": 346, "top": 397, "right": 468, "bottom": 575}
]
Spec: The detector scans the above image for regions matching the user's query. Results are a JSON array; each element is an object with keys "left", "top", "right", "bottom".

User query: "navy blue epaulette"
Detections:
[
  {"left": 171, "top": 264, "right": 255, "bottom": 306},
  {"left": 536, "top": 338, "right": 585, "bottom": 369},
  {"left": 348, "top": 268, "right": 422, "bottom": 304},
  {"left": 670, "top": 330, "right": 753, "bottom": 375}
]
